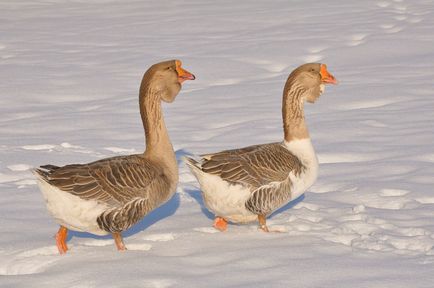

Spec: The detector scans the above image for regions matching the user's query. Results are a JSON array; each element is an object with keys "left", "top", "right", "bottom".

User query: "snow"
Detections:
[{"left": 1, "top": 0, "right": 434, "bottom": 286}]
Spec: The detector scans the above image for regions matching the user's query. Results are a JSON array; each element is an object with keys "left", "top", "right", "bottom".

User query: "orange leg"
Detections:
[
  {"left": 213, "top": 217, "right": 228, "bottom": 232},
  {"left": 55, "top": 226, "right": 69, "bottom": 254},
  {"left": 258, "top": 215, "right": 269, "bottom": 232},
  {"left": 112, "top": 232, "right": 127, "bottom": 251}
]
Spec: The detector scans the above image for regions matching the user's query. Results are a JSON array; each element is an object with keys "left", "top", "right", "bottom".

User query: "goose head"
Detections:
[
  {"left": 285, "top": 63, "right": 337, "bottom": 103},
  {"left": 141, "top": 59, "right": 195, "bottom": 103}
]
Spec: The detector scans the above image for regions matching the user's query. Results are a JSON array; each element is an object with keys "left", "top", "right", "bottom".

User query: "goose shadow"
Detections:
[
  {"left": 175, "top": 148, "right": 214, "bottom": 220},
  {"left": 184, "top": 187, "right": 215, "bottom": 220},
  {"left": 124, "top": 192, "right": 180, "bottom": 237},
  {"left": 175, "top": 148, "right": 191, "bottom": 164},
  {"left": 269, "top": 194, "right": 305, "bottom": 219}
]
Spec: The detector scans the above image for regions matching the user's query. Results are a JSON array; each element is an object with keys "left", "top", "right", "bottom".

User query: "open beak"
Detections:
[
  {"left": 176, "top": 60, "right": 195, "bottom": 84},
  {"left": 320, "top": 64, "right": 337, "bottom": 84}
]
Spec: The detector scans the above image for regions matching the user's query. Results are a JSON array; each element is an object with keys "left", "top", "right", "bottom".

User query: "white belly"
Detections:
[
  {"left": 196, "top": 173, "right": 257, "bottom": 223},
  {"left": 36, "top": 178, "right": 110, "bottom": 235}
]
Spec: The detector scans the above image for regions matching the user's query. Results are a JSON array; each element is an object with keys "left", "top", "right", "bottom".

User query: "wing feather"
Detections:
[
  {"left": 199, "top": 142, "right": 303, "bottom": 190},
  {"left": 39, "top": 155, "right": 159, "bottom": 205}
]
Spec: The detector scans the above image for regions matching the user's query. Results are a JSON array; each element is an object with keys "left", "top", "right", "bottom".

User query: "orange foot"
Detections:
[
  {"left": 113, "top": 232, "right": 127, "bottom": 251},
  {"left": 213, "top": 217, "right": 228, "bottom": 232},
  {"left": 55, "top": 226, "right": 68, "bottom": 255},
  {"left": 258, "top": 215, "right": 269, "bottom": 232},
  {"left": 259, "top": 224, "right": 270, "bottom": 232}
]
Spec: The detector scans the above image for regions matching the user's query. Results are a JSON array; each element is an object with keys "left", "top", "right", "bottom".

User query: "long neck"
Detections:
[
  {"left": 282, "top": 81, "right": 309, "bottom": 142},
  {"left": 139, "top": 85, "right": 177, "bottom": 175}
]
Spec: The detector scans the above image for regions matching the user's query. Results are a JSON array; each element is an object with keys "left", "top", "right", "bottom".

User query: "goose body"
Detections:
[
  {"left": 187, "top": 140, "right": 318, "bottom": 224},
  {"left": 186, "top": 63, "right": 336, "bottom": 231},
  {"left": 35, "top": 156, "right": 175, "bottom": 236},
  {"left": 34, "top": 60, "right": 195, "bottom": 253}
]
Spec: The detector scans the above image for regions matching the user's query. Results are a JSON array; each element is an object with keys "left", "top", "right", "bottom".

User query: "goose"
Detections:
[
  {"left": 34, "top": 60, "right": 195, "bottom": 253},
  {"left": 186, "top": 63, "right": 336, "bottom": 232}
]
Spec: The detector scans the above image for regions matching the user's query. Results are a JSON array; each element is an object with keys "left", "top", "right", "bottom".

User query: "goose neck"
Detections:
[
  {"left": 139, "top": 85, "right": 176, "bottom": 169},
  {"left": 282, "top": 82, "right": 309, "bottom": 142}
]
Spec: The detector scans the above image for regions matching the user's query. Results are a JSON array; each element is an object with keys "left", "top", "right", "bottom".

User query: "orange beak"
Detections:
[
  {"left": 175, "top": 60, "right": 195, "bottom": 84},
  {"left": 320, "top": 64, "right": 337, "bottom": 84}
]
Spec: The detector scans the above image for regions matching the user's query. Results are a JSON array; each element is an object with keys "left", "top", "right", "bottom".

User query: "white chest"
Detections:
[{"left": 284, "top": 138, "right": 319, "bottom": 200}]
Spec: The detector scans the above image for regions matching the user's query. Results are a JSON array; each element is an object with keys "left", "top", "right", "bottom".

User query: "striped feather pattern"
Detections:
[
  {"left": 97, "top": 197, "right": 150, "bottom": 233},
  {"left": 245, "top": 178, "right": 292, "bottom": 215},
  {"left": 192, "top": 142, "right": 304, "bottom": 215},
  {"left": 35, "top": 154, "right": 172, "bottom": 232}
]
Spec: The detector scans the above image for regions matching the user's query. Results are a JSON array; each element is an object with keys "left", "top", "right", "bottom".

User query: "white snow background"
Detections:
[{"left": 1, "top": 0, "right": 434, "bottom": 287}]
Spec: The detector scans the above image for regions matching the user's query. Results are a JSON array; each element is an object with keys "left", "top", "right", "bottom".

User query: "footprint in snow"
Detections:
[
  {"left": 352, "top": 233, "right": 434, "bottom": 255},
  {"left": 293, "top": 202, "right": 321, "bottom": 211},
  {"left": 0, "top": 246, "right": 60, "bottom": 275},
  {"left": 247, "top": 225, "right": 288, "bottom": 233},
  {"left": 363, "top": 196, "right": 413, "bottom": 210}
]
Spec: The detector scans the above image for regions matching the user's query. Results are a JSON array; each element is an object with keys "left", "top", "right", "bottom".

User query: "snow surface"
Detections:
[{"left": 1, "top": 0, "right": 434, "bottom": 286}]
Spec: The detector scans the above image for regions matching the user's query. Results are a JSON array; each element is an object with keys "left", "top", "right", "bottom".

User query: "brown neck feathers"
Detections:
[
  {"left": 282, "top": 79, "right": 309, "bottom": 142},
  {"left": 139, "top": 83, "right": 173, "bottom": 160}
]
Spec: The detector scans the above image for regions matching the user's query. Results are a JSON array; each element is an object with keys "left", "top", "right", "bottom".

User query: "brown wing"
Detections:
[
  {"left": 200, "top": 142, "right": 303, "bottom": 190},
  {"left": 36, "top": 155, "right": 159, "bottom": 205},
  {"left": 245, "top": 178, "right": 293, "bottom": 216}
]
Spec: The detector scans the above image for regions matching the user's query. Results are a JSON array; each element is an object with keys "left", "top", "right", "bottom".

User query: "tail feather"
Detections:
[
  {"left": 32, "top": 164, "right": 60, "bottom": 181},
  {"left": 183, "top": 156, "right": 204, "bottom": 177},
  {"left": 184, "top": 156, "right": 199, "bottom": 168},
  {"left": 40, "top": 164, "right": 60, "bottom": 172}
]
